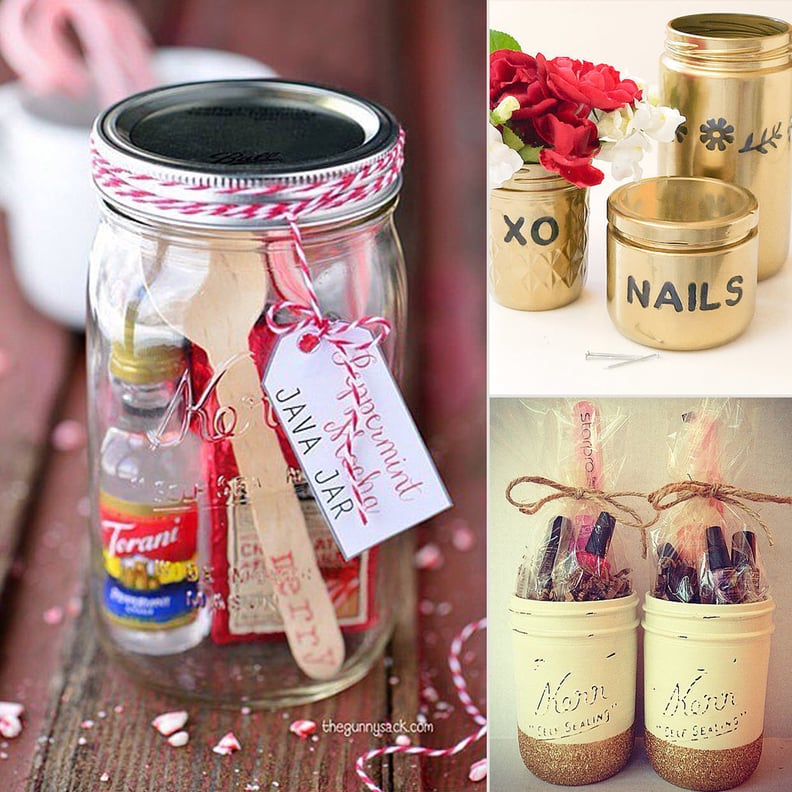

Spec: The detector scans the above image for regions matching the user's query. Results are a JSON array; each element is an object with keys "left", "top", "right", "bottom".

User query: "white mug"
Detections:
[{"left": 0, "top": 47, "right": 275, "bottom": 328}]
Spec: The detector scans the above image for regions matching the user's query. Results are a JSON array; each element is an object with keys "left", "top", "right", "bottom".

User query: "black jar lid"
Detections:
[{"left": 92, "top": 79, "right": 402, "bottom": 228}]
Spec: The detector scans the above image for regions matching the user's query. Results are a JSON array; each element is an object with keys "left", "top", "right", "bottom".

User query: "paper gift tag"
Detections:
[{"left": 263, "top": 327, "right": 452, "bottom": 559}]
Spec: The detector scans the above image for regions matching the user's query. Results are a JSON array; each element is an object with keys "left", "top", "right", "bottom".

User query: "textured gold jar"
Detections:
[
  {"left": 660, "top": 13, "right": 792, "bottom": 280},
  {"left": 607, "top": 177, "right": 758, "bottom": 350},
  {"left": 489, "top": 165, "right": 588, "bottom": 310}
]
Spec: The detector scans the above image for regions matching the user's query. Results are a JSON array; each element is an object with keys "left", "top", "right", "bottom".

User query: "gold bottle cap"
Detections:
[
  {"left": 109, "top": 341, "right": 185, "bottom": 384},
  {"left": 109, "top": 299, "right": 186, "bottom": 384},
  {"left": 607, "top": 177, "right": 758, "bottom": 250}
]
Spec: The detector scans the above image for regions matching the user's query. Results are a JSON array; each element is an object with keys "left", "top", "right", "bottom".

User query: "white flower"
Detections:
[
  {"left": 636, "top": 101, "right": 685, "bottom": 143},
  {"left": 595, "top": 106, "right": 632, "bottom": 141},
  {"left": 598, "top": 134, "right": 647, "bottom": 180},
  {"left": 593, "top": 83, "right": 685, "bottom": 181},
  {"left": 491, "top": 96, "right": 520, "bottom": 125},
  {"left": 488, "top": 124, "right": 523, "bottom": 188}
]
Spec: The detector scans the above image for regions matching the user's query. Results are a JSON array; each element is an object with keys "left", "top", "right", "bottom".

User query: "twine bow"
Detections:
[
  {"left": 646, "top": 480, "right": 792, "bottom": 546},
  {"left": 505, "top": 475, "right": 649, "bottom": 556}
]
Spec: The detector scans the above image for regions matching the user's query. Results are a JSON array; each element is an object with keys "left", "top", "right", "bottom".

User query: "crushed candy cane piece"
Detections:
[
  {"left": 81, "top": 720, "right": 95, "bottom": 729},
  {"left": 414, "top": 542, "right": 444, "bottom": 570},
  {"left": 0, "top": 702, "right": 23, "bottom": 719},
  {"left": 468, "top": 758, "right": 487, "bottom": 782},
  {"left": 240, "top": 706, "right": 251, "bottom": 715},
  {"left": 422, "top": 686, "right": 439, "bottom": 703},
  {"left": 51, "top": 419, "right": 86, "bottom": 452},
  {"left": 151, "top": 710, "right": 188, "bottom": 736},
  {"left": 289, "top": 719, "right": 317, "bottom": 740},
  {"left": 113, "top": 705, "right": 124, "bottom": 714},
  {"left": 395, "top": 734, "right": 411, "bottom": 746},
  {"left": 418, "top": 599, "right": 435, "bottom": 615},
  {"left": 212, "top": 731, "right": 241, "bottom": 755},
  {"left": 77, "top": 736, "right": 87, "bottom": 746},
  {"left": 245, "top": 784, "right": 261, "bottom": 791},
  {"left": 100, "top": 772, "right": 110, "bottom": 782},
  {"left": 167, "top": 730, "right": 189, "bottom": 748},
  {"left": 0, "top": 715, "right": 22, "bottom": 739},
  {"left": 43, "top": 606, "right": 64, "bottom": 625},
  {"left": 451, "top": 521, "right": 475, "bottom": 551}
]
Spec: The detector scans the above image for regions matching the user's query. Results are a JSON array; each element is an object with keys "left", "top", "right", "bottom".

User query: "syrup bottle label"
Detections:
[{"left": 100, "top": 493, "right": 199, "bottom": 629}]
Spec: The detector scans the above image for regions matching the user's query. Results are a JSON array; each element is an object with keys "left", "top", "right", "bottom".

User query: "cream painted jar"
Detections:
[
  {"left": 509, "top": 593, "right": 639, "bottom": 785},
  {"left": 642, "top": 594, "right": 775, "bottom": 791}
]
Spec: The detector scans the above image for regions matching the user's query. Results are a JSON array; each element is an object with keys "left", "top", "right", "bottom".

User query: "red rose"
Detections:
[
  {"left": 489, "top": 48, "right": 638, "bottom": 186},
  {"left": 534, "top": 108, "right": 603, "bottom": 188},
  {"left": 539, "top": 54, "right": 641, "bottom": 112},
  {"left": 490, "top": 49, "right": 558, "bottom": 148},
  {"left": 490, "top": 49, "right": 540, "bottom": 108}
]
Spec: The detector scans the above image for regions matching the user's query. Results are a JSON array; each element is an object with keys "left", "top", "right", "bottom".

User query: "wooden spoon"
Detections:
[{"left": 174, "top": 248, "right": 344, "bottom": 679}]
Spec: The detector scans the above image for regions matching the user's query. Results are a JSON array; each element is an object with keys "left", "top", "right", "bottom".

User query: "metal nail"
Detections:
[
  {"left": 585, "top": 351, "right": 645, "bottom": 361},
  {"left": 605, "top": 352, "right": 660, "bottom": 369}
]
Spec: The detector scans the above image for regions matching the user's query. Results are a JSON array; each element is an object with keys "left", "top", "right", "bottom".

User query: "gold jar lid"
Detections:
[
  {"left": 607, "top": 177, "right": 758, "bottom": 250},
  {"left": 665, "top": 13, "right": 792, "bottom": 67}
]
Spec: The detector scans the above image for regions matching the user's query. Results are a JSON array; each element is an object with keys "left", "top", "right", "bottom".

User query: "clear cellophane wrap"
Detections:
[
  {"left": 509, "top": 400, "right": 632, "bottom": 602},
  {"left": 651, "top": 400, "right": 768, "bottom": 605}
]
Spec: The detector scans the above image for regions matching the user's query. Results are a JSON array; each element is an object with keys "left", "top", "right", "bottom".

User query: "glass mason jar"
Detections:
[{"left": 87, "top": 80, "right": 406, "bottom": 706}]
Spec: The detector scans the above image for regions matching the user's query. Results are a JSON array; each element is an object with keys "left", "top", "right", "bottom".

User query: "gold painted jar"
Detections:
[
  {"left": 660, "top": 13, "right": 792, "bottom": 280},
  {"left": 489, "top": 165, "right": 588, "bottom": 310},
  {"left": 643, "top": 595, "right": 775, "bottom": 791},
  {"left": 607, "top": 177, "right": 758, "bottom": 350},
  {"left": 509, "top": 593, "right": 639, "bottom": 785}
]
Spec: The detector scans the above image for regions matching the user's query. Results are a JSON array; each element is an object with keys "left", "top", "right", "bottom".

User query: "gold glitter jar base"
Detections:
[
  {"left": 517, "top": 724, "right": 634, "bottom": 785},
  {"left": 645, "top": 730, "right": 763, "bottom": 791}
]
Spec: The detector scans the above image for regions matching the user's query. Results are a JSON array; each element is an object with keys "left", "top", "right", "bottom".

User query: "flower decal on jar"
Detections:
[
  {"left": 699, "top": 118, "right": 734, "bottom": 151},
  {"left": 674, "top": 122, "right": 688, "bottom": 143}
]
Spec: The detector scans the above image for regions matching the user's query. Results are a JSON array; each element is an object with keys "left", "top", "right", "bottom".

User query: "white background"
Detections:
[{"left": 489, "top": 0, "right": 792, "bottom": 397}]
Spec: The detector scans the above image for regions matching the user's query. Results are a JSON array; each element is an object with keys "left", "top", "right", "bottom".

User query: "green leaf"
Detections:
[
  {"left": 501, "top": 125, "right": 524, "bottom": 151},
  {"left": 490, "top": 29, "right": 521, "bottom": 54},
  {"left": 519, "top": 145, "right": 542, "bottom": 164}
]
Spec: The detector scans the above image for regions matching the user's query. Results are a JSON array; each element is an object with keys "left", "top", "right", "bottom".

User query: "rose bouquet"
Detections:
[{"left": 489, "top": 30, "right": 684, "bottom": 188}]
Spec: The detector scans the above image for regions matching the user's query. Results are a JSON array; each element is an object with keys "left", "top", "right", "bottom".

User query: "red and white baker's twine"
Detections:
[
  {"left": 355, "top": 618, "right": 487, "bottom": 792},
  {"left": 264, "top": 218, "right": 392, "bottom": 526},
  {"left": 91, "top": 129, "right": 404, "bottom": 526},
  {"left": 90, "top": 128, "right": 405, "bottom": 222}
]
